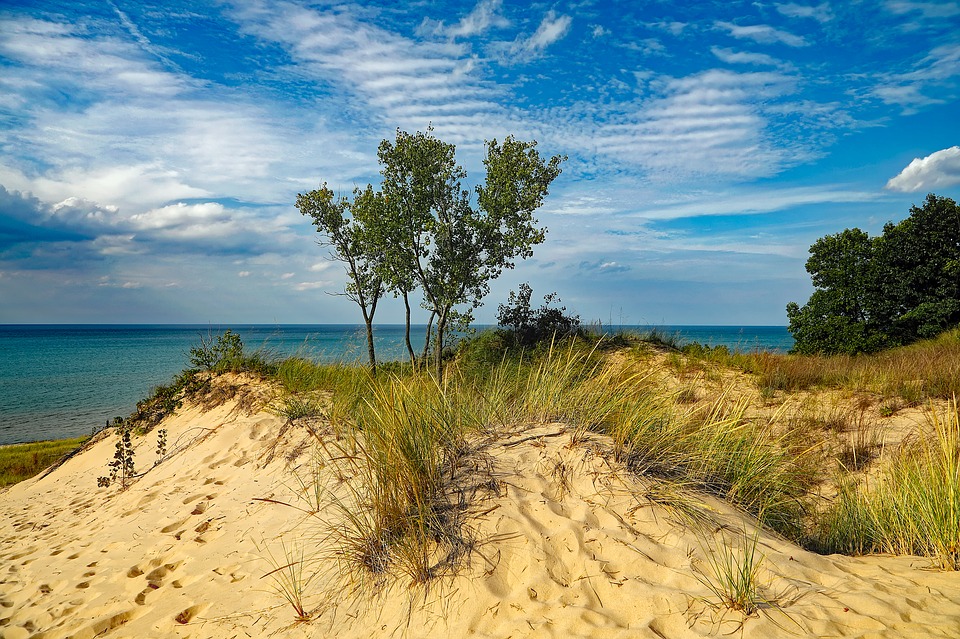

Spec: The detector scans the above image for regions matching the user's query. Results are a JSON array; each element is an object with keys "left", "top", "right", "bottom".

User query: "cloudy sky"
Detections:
[{"left": 1, "top": 0, "right": 959, "bottom": 326}]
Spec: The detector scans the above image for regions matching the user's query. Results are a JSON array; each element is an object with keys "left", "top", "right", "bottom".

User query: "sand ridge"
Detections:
[{"left": 2, "top": 374, "right": 960, "bottom": 638}]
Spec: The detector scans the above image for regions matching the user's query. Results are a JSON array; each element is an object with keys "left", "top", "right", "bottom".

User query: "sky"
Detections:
[{"left": 1, "top": 0, "right": 959, "bottom": 326}]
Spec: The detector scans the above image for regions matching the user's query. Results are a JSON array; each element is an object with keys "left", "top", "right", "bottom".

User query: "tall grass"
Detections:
[
  {"left": 695, "top": 524, "right": 767, "bottom": 616},
  {"left": 601, "top": 389, "right": 815, "bottom": 538},
  {"left": 324, "top": 374, "right": 482, "bottom": 587},
  {"left": 722, "top": 327, "right": 960, "bottom": 401},
  {"left": 0, "top": 437, "right": 87, "bottom": 487},
  {"left": 815, "top": 399, "right": 960, "bottom": 570}
]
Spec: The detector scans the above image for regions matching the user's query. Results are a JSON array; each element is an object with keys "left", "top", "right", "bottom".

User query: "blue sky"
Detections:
[{"left": 1, "top": 0, "right": 958, "bottom": 326}]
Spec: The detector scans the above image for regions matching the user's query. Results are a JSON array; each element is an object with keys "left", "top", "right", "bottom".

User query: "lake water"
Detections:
[{"left": 0, "top": 324, "right": 791, "bottom": 445}]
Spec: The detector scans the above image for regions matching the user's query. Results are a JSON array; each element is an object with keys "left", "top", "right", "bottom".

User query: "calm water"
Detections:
[{"left": 0, "top": 324, "right": 791, "bottom": 445}]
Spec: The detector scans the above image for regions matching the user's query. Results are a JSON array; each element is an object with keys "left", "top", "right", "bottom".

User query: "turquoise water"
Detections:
[{"left": 0, "top": 324, "right": 791, "bottom": 445}]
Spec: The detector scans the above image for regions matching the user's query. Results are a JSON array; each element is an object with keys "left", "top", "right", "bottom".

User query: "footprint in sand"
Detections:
[
  {"left": 160, "top": 518, "right": 191, "bottom": 534},
  {"left": 175, "top": 603, "right": 208, "bottom": 624}
]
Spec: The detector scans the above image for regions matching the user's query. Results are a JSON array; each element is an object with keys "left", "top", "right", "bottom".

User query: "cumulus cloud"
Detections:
[
  {"left": 885, "top": 146, "right": 960, "bottom": 192},
  {"left": 510, "top": 11, "right": 572, "bottom": 59},
  {"left": 715, "top": 21, "right": 808, "bottom": 47}
]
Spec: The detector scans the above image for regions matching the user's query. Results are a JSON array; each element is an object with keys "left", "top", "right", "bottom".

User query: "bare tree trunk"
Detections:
[
  {"left": 402, "top": 291, "right": 416, "bottom": 367},
  {"left": 434, "top": 310, "right": 447, "bottom": 380},
  {"left": 361, "top": 292, "right": 380, "bottom": 375},
  {"left": 420, "top": 312, "right": 435, "bottom": 368}
]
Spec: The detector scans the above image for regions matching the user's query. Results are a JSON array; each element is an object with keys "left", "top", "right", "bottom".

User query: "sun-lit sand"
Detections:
[{"left": 2, "top": 373, "right": 960, "bottom": 638}]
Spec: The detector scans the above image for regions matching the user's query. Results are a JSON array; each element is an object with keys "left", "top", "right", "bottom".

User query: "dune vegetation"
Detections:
[
  {"left": 174, "top": 326, "right": 960, "bottom": 591},
  {"left": 4, "top": 325, "right": 960, "bottom": 637}
]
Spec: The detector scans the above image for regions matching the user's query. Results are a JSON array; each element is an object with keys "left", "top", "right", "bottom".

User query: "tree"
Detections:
[
  {"left": 787, "top": 194, "right": 960, "bottom": 355},
  {"left": 377, "top": 129, "right": 565, "bottom": 376},
  {"left": 296, "top": 184, "right": 385, "bottom": 372}
]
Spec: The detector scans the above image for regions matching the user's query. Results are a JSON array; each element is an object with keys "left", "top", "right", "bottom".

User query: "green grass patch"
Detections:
[
  {"left": 0, "top": 437, "right": 87, "bottom": 487},
  {"left": 814, "top": 399, "right": 960, "bottom": 569}
]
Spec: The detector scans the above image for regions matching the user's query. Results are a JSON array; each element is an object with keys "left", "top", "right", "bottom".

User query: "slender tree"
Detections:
[
  {"left": 377, "top": 129, "right": 565, "bottom": 377},
  {"left": 296, "top": 184, "right": 385, "bottom": 372}
]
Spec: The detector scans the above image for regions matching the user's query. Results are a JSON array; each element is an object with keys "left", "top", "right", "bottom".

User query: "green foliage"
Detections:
[
  {"left": 300, "top": 128, "right": 565, "bottom": 377},
  {"left": 0, "top": 437, "right": 87, "bottom": 487},
  {"left": 496, "top": 282, "right": 581, "bottom": 348},
  {"left": 296, "top": 186, "right": 384, "bottom": 371},
  {"left": 128, "top": 369, "right": 207, "bottom": 429},
  {"left": 189, "top": 329, "right": 246, "bottom": 371},
  {"left": 788, "top": 194, "right": 960, "bottom": 354}
]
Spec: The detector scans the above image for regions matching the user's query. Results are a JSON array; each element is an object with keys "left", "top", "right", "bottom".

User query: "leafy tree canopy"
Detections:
[
  {"left": 298, "top": 128, "right": 565, "bottom": 376},
  {"left": 787, "top": 194, "right": 960, "bottom": 355}
]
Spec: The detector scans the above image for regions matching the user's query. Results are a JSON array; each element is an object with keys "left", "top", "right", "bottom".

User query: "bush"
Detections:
[
  {"left": 189, "top": 329, "right": 245, "bottom": 371},
  {"left": 496, "top": 283, "right": 580, "bottom": 348}
]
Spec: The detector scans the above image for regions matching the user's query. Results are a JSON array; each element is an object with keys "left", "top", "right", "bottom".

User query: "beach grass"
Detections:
[
  {"left": 698, "top": 326, "right": 960, "bottom": 401},
  {"left": 814, "top": 399, "right": 960, "bottom": 569},
  {"left": 0, "top": 436, "right": 87, "bottom": 487}
]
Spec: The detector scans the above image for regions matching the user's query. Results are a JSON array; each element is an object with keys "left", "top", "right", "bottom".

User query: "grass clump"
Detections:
[
  {"left": 695, "top": 525, "right": 767, "bottom": 617},
  {"left": 325, "top": 373, "right": 481, "bottom": 589},
  {"left": 585, "top": 367, "right": 815, "bottom": 538},
  {"left": 0, "top": 437, "right": 87, "bottom": 487},
  {"left": 815, "top": 399, "right": 960, "bottom": 570}
]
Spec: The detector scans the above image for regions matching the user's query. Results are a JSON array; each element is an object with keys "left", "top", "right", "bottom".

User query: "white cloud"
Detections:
[
  {"left": 238, "top": 271, "right": 251, "bottom": 277},
  {"left": 711, "top": 47, "right": 782, "bottom": 66},
  {"left": 564, "top": 69, "right": 802, "bottom": 180},
  {"left": 715, "top": 21, "right": 808, "bottom": 47},
  {"left": 776, "top": 3, "right": 834, "bottom": 22},
  {"left": 510, "top": 11, "right": 572, "bottom": 59},
  {"left": 871, "top": 43, "right": 960, "bottom": 112},
  {"left": 228, "top": 0, "right": 509, "bottom": 143},
  {"left": 648, "top": 21, "right": 687, "bottom": 36},
  {"left": 628, "top": 185, "right": 882, "bottom": 219},
  {"left": 885, "top": 146, "right": 960, "bottom": 192},
  {"left": 443, "top": 0, "right": 510, "bottom": 38},
  {"left": 591, "top": 24, "right": 610, "bottom": 38},
  {"left": 885, "top": 1, "right": 960, "bottom": 19},
  {"left": 294, "top": 280, "right": 332, "bottom": 291}
]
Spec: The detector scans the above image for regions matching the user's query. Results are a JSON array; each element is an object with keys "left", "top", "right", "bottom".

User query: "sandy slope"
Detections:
[{"left": 2, "top": 375, "right": 960, "bottom": 638}]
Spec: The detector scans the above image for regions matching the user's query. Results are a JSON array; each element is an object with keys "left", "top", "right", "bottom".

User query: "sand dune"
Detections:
[{"left": 2, "top": 374, "right": 960, "bottom": 638}]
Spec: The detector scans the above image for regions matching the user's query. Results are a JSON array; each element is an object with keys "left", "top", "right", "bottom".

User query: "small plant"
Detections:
[
  {"left": 98, "top": 418, "right": 136, "bottom": 488},
  {"left": 154, "top": 428, "right": 167, "bottom": 465},
  {"left": 496, "top": 282, "right": 580, "bottom": 348},
  {"left": 878, "top": 401, "right": 899, "bottom": 417},
  {"left": 258, "top": 539, "right": 313, "bottom": 621},
  {"left": 694, "top": 524, "right": 766, "bottom": 616},
  {"left": 274, "top": 395, "right": 326, "bottom": 422}
]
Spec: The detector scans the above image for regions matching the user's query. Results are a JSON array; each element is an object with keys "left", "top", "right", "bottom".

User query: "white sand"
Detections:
[{"left": 2, "top": 374, "right": 960, "bottom": 638}]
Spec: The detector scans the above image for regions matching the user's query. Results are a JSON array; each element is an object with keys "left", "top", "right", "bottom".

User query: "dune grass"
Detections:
[
  {"left": 0, "top": 437, "right": 87, "bottom": 487},
  {"left": 814, "top": 399, "right": 960, "bottom": 569},
  {"left": 710, "top": 327, "right": 960, "bottom": 401},
  {"left": 227, "top": 326, "right": 960, "bottom": 615}
]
